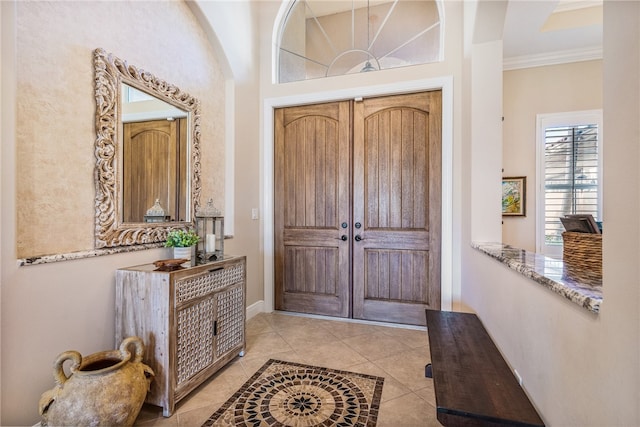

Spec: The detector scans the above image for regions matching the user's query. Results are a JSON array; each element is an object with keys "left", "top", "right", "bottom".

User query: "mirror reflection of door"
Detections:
[{"left": 122, "top": 118, "right": 188, "bottom": 223}]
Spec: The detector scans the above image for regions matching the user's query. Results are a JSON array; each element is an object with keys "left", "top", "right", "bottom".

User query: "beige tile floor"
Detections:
[{"left": 134, "top": 311, "right": 442, "bottom": 426}]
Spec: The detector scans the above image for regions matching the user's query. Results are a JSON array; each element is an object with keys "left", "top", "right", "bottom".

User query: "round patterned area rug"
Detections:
[{"left": 202, "top": 359, "right": 384, "bottom": 427}]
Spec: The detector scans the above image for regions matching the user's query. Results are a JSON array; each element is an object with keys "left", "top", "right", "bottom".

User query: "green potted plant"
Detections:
[
  {"left": 165, "top": 229, "right": 200, "bottom": 248},
  {"left": 165, "top": 229, "right": 200, "bottom": 264}
]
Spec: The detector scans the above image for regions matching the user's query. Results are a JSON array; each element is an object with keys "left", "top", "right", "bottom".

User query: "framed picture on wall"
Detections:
[{"left": 502, "top": 176, "right": 526, "bottom": 216}]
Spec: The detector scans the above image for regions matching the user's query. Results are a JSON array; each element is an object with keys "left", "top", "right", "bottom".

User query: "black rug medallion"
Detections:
[{"left": 201, "top": 359, "right": 384, "bottom": 427}]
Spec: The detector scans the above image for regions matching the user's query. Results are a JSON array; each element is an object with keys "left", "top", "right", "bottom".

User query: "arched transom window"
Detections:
[{"left": 277, "top": 0, "right": 442, "bottom": 83}]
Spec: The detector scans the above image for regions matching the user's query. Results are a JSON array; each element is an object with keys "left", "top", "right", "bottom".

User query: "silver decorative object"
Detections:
[{"left": 144, "top": 199, "right": 168, "bottom": 223}]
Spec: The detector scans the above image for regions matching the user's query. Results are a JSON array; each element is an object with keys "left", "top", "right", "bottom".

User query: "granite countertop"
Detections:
[{"left": 472, "top": 242, "right": 602, "bottom": 314}]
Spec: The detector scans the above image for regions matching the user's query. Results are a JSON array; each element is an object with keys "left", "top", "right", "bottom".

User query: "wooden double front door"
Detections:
[{"left": 274, "top": 91, "right": 442, "bottom": 325}]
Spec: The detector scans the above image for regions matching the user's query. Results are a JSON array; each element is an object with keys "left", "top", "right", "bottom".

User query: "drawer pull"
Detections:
[
  {"left": 208, "top": 266, "right": 224, "bottom": 273},
  {"left": 213, "top": 320, "right": 218, "bottom": 336}
]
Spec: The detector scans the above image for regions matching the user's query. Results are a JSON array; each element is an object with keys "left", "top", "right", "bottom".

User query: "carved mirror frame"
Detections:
[{"left": 93, "top": 48, "right": 201, "bottom": 248}]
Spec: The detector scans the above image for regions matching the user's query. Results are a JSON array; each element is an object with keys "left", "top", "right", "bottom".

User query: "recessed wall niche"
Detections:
[{"left": 15, "top": 6, "right": 226, "bottom": 261}]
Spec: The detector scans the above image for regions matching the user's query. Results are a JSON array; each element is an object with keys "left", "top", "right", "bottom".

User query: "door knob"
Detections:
[
  {"left": 340, "top": 235, "right": 348, "bottom": 241},
  {"left": 355, "top": 235, "right": 363, "bottom": 242}
]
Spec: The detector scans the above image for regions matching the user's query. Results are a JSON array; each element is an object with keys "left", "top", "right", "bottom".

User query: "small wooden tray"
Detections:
[{"left": 153, "top": 258, "right": 188, "bottom": 271}]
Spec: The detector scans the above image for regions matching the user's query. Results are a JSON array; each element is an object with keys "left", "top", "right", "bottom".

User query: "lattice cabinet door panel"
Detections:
[
  {"left": 214, "top": 285, "right": 245, "bottom": 358},
  {"left": 115, "top": 256, "right": 246, "bottom": 418},
  {"left": 176, "top": 295, "right": 216, "bottom": 386}
]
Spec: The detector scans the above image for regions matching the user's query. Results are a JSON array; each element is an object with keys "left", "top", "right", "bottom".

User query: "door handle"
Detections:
[
  {"left": 337, "top": 235, "right": 348, "bottom": 241},
  {"left": 355, "top": 235, "right": 363, "bottom": 242}
]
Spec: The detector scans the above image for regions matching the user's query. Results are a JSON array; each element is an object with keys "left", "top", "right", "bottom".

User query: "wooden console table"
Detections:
[{"left": 115, "top": 256, "right": 246, "bottom": 417}]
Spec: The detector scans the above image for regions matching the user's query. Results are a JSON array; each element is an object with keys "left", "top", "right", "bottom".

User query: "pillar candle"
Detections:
[{"left": 206, "top": 234, "right": 216, "bottom": 253}]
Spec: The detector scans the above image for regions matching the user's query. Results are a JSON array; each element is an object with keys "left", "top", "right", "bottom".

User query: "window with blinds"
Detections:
[
  {"left": 536, "top": 110, "right": 602, "bottom": 256},
  {"left": 544, "top": 124, "right": 599, "bottom": 245}
]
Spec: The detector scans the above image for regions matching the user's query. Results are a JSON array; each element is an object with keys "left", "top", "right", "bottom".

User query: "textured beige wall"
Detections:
[
  {"left": 502, "top": 60, "right": 603, "bottom": 251},
  {"left": 2, "top": 1, "right": 225, "bottom": 424},
  {"left": 15, "top": 1, "right": 225, "bottom": 258}
]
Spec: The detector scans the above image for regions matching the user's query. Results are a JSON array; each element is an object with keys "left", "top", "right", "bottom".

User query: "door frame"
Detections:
[{"left": 263, "top": 77, "right": 454, "bottom": 313}]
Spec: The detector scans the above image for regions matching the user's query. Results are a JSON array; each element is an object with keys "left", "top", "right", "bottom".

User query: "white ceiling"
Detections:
[{"left": 503, "top": 0, "right": 603, "bottom": 66}]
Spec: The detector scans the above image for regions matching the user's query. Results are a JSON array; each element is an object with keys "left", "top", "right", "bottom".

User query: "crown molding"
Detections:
[{"left": 503, "top": 46, "right": 602, "bottom": 71}]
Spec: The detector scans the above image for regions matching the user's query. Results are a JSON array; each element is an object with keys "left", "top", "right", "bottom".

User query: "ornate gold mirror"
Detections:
[{"left": 93, "top": 48, "right": 201, "bottom": 248}]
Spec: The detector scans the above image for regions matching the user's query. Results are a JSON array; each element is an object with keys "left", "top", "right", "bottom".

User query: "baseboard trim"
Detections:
[{"left": 246, "top": 300, "right": 265, "bottom": 320}]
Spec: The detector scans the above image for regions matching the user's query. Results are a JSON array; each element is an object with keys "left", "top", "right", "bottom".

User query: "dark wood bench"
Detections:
[{"left": 425, "top": 309, "right": 545, "bottom": 427}]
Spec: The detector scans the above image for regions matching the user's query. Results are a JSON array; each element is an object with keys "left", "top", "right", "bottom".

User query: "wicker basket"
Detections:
[{"left": 562, "top": 232, "right": 602, "bottom": 276}]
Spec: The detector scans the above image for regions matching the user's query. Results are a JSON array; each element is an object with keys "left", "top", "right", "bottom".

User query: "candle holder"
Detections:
[
  {"left": 144, "top": 199, "right": 170, "bottom": 223},
  {"left": 194, "top": 199, "right": 224, "bottom": 264}
]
